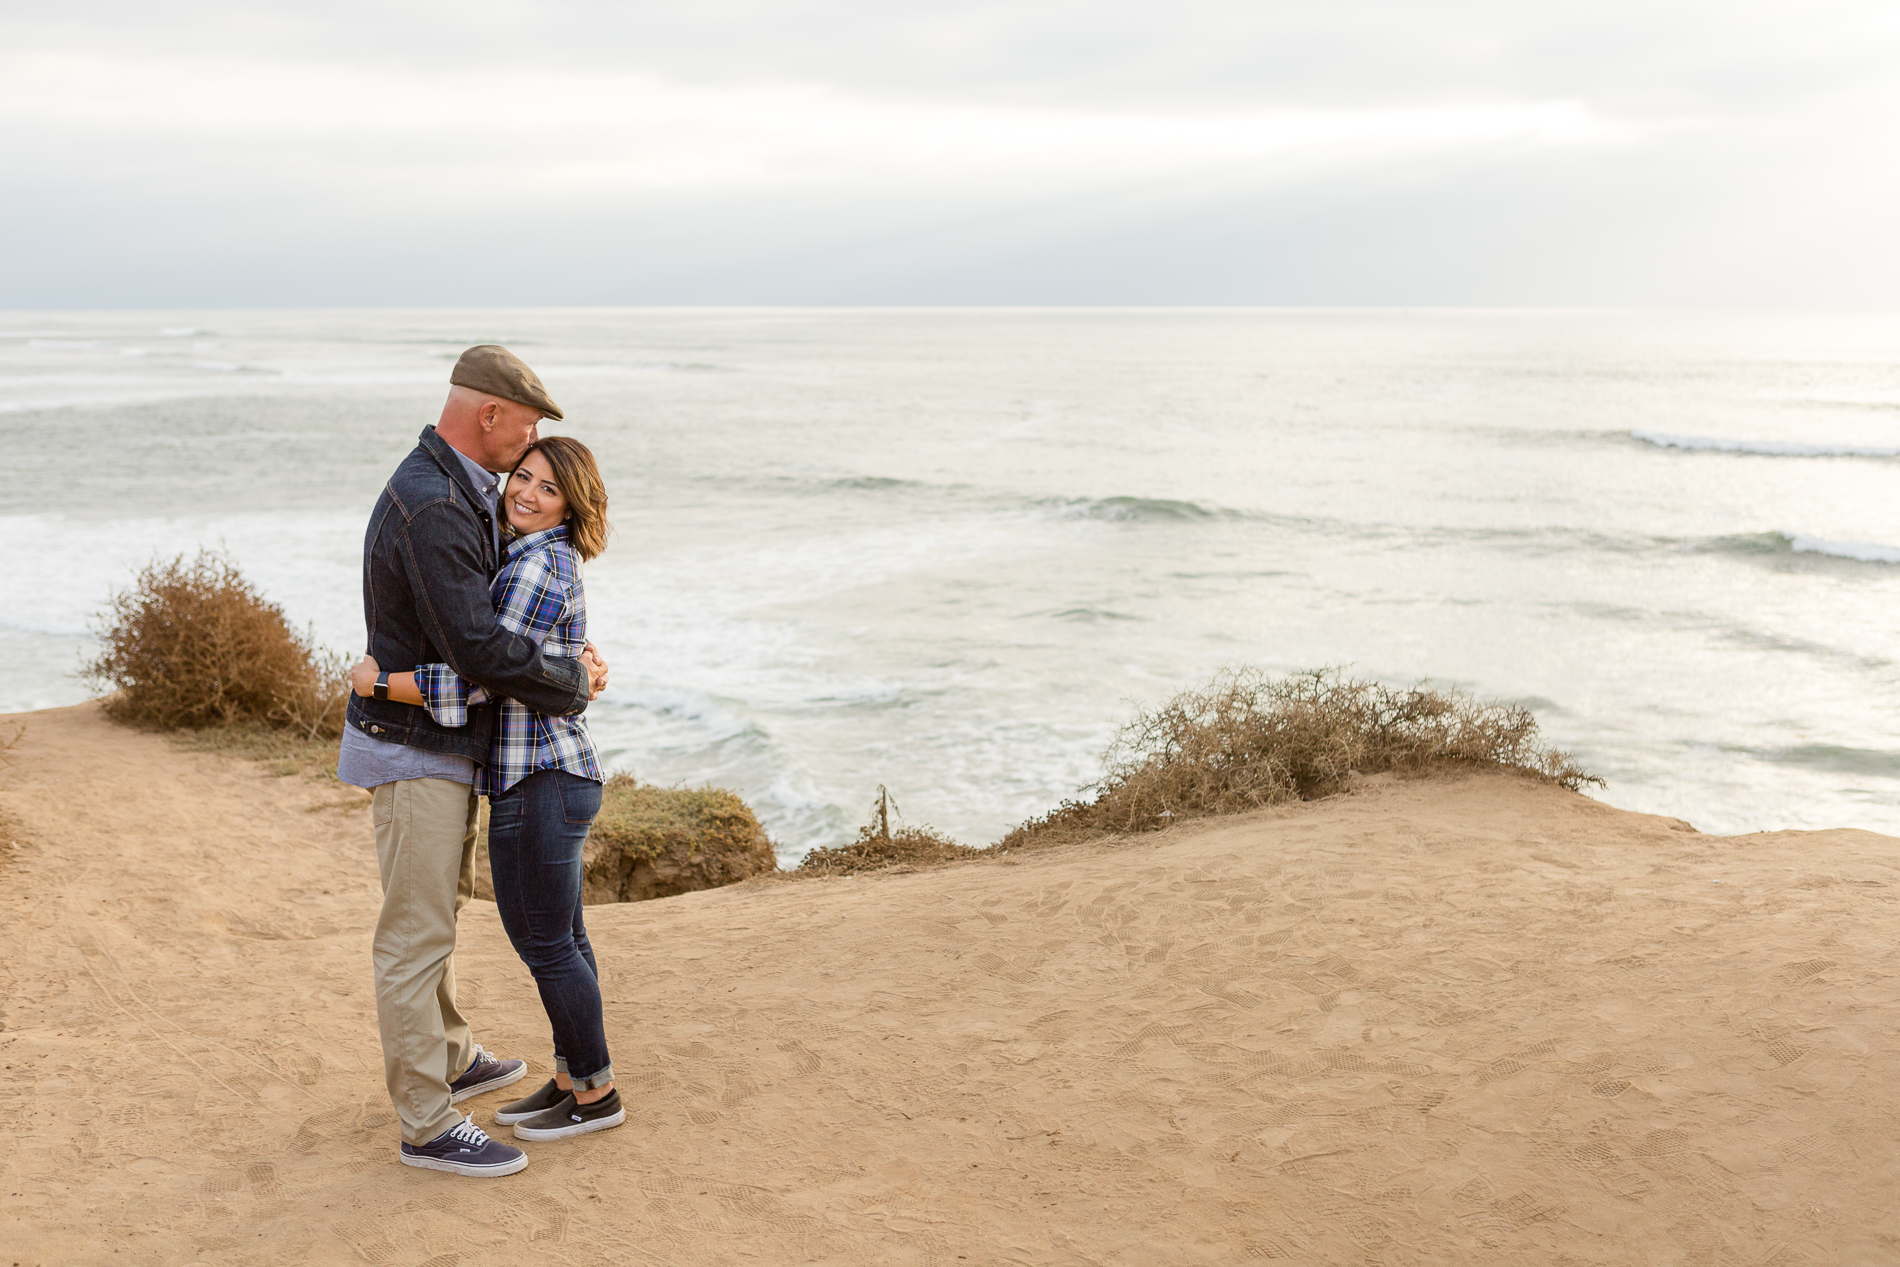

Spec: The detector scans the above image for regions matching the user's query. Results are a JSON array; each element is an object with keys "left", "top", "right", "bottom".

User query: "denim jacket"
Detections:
[{"left": 346, "top": 426, "right": 590, "bottom": 763}]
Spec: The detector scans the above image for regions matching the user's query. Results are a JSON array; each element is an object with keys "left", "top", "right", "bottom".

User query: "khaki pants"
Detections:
[{"left": 370, "top": 777, "right": 480, "bottom": 1146}]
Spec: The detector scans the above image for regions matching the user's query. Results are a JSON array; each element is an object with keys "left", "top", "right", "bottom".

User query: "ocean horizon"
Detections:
[{"left": 5, "top": 306, "right": 1898, "bottom": 859}]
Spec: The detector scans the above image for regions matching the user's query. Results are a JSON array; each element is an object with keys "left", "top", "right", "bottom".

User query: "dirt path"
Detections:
[{"left": 2, "top": 702, "right": 1897, "bottom": 1265}]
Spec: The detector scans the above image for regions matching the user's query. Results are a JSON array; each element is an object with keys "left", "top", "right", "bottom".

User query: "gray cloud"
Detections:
[{"left": 4, "top": 1, "right": 1897, "bottom": 306}]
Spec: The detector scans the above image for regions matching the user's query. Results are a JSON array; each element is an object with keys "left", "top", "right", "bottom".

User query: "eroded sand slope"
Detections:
[{"left": 2, "top": 703, "right": 1897, "bottom": 1265}]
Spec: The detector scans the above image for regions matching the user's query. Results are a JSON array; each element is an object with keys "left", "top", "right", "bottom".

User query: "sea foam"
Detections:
[
  {"left": 1785, "top": 534, "right": 1900, "bottom": 565},
  {"left": 1632, "top": 430, "right": 1900, "bottom": 458}
]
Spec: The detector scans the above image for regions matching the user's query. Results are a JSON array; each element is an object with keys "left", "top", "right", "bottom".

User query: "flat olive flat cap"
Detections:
[{"left": 449, "top": 344, "right": 563, "bottom": 420}]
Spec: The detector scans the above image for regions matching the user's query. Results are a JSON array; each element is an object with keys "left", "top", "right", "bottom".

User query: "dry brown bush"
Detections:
[
  {"left": 83, "top": 551, "right": 347, "bottom": 739},
  {"left": 1000, "top": 667, "right": 1601, "bottom": 850},
  {"left": 797, "top": 785, "right": 980, "bottom": 877}
]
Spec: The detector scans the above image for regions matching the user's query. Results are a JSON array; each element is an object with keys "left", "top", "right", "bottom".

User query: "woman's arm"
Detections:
[
  {"left": 349, "top": 655, "right": 424, "bottom": 705},
  {"left": 349, "top": 655, "right": 473, "bottom": 721}
]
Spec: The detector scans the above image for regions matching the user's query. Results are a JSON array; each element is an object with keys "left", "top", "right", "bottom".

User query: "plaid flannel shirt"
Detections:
[{"left": 416, "top": 525, "right": 603, "bottom": 797}]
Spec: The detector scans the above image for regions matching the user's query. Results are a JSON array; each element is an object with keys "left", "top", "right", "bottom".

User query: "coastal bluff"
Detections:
[{"left": 1, "top": 701, "right": 1896, "bottom": 1265}]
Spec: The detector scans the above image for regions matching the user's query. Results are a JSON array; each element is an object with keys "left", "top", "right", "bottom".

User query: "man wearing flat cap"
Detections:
[{"left": 338, "top": 344, "right": 607, "bottom": 1177}]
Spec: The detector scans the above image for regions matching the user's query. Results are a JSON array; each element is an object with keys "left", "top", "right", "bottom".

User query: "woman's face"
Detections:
[{"left": 505, "top": 449, "right": 568, "bottom": 535}]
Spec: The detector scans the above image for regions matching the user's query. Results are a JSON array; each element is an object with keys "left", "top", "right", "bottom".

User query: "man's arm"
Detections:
[{"left": 398, "top": 505, "right": 591, "bottom": 717}]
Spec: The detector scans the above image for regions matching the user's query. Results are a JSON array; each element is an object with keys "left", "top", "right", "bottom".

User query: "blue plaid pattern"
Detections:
[{"left": 416, "top": 525, "right": 603, "bottom": 797}]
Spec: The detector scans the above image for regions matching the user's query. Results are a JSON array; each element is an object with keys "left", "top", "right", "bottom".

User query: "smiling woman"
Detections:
[
  {"left": 506, "top": 451, "right": 569, "bottom": 535},
  {"left": 508, "top": 436, "right": 613, "bottom": 561}
]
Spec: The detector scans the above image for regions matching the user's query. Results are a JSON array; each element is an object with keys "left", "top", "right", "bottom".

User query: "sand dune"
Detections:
[{"left": 2, "top": 702, "right": 1897, "bottom": 1265}]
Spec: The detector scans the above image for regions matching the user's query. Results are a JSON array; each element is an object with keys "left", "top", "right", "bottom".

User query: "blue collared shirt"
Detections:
[{"left": 448, "top": 441, "right": 503, "bottom": 562}]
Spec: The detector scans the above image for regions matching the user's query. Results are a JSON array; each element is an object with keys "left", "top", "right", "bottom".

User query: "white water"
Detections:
[{"left": 5, "top": 308, "right": 1899, "bottom": 858}]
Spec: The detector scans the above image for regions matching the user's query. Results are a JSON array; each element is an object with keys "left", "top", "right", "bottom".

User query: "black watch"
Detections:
[{"left": 373, "top": 672, "right": 390, "bottom": 701}]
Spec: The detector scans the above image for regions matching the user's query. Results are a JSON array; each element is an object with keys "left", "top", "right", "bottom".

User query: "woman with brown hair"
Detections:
[{"left": 351, "top": 435, "right": 623, "bottom": 1143}]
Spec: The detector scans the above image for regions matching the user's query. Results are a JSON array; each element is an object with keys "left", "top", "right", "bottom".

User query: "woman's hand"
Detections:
[
  {"left": 580, "top": 644, "right": 609, "bottom": 700},
  {"left": 349, "top": 654, "right": 382, "bottom": 698}
]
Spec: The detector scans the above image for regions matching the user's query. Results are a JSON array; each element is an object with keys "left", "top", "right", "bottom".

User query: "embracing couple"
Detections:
[{"left": 338, "top": 345, "right": 619, "bottom": 1178}]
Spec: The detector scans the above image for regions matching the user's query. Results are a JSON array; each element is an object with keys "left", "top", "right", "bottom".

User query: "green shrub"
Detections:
[
  {"left": 477, "top": 773, "right": 780, "bottom": 904},
  {"left": 83, "top": 550, "right": 346, "bottom": 739}
]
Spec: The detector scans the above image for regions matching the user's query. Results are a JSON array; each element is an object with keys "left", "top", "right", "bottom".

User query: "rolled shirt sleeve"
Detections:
[{"left": 414, "top": 664, "right": 489, "bottom": 728}]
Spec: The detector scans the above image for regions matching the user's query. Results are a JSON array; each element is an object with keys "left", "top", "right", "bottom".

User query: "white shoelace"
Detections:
[{"left": 447, "top": 1115, "right": 492, "bottom": 1147}]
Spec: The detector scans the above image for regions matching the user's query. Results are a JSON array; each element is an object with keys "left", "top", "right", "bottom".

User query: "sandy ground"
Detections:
[{"left": 2, "top": 702, "right": 1898, "bottom": 1266}]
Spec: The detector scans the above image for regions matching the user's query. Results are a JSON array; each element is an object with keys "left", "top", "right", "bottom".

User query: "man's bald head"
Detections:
[{"left": 436, "top": 384, "right": 544, "bottom": 473}]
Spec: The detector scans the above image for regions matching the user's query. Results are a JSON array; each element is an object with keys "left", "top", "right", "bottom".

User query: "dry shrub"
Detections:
[
  {"left": 83, "top": 550, "right": 347, "bottom": 739},
  {"left": 796, "top": 824, "right": 979, "bottom": 877},
  {"left": 1001, "top": 667, "right": 1601, "bottom": 849},
  {"left": 797, "top": 785, "right": 980, "bottom": 877},
  {"left": 477, "top": 774, "right": 779, "bottom": 904}
]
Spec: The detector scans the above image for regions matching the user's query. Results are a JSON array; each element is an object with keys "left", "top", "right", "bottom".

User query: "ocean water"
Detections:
[{"left": 4, "top": 308, "right": 1898, "bottom": 858}]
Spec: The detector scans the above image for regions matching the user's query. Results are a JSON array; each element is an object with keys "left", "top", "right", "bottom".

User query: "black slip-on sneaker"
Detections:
[
  {"left": 511, "top": 1089, "right": 625, "bottom": 1142},
  {"left": 449, "top": 1044, "right": 527, "bottom": 1104},
  {"left": 494, "top": 1078, "right": 569, "bottom": 1125},
  {"left": 399, "top": 1115, "right": 529, "bottom": 1177}
]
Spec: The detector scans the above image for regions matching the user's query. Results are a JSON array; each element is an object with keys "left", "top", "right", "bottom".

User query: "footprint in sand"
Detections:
[
  {"left": 491, "top": 1192, "right": 570, "bottom": 1242},
  {"left": 292, "top": 1105, "right": 352, "bottom": 1153},
  {"left": 777, "top": 1040, "right": 822, "bottom": 1074},
  {"left": 331, "top": 1215, "right": 400, "bottom": 1262},
  {"left": 1479, "top": 1057, "right": 1526, "bottom": 1084},
  {"left": 974, "top": 951, "right": 1038, "bottom": 984}
]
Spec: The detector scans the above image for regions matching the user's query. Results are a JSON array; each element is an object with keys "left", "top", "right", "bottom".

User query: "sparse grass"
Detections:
[
  {"left": 796, "top": 824, "right": 980, "bottom": 877},
  {"left": 1, "top": 727, "right": 29, "bottom": 879},
  {"left": 83, "top": 550, "right": 347, "bottom": 741},
  {"left": 0, "top": 808, "right": 24, "bottom": 879},
  {"left": 170, "top": 719, "right": 343, "bottom": 781},
  {"left": 800, "top": 669, "right": 1599, "bottom": 877},
  {"left": 0, "top": 721, "right": 23, "bottom": 769},
  {"left": 1000, "top": 667, "right": 1600, "bottom": 850},
  {"left": 796, "top": 785, "right": 981, "bottom": 877}
]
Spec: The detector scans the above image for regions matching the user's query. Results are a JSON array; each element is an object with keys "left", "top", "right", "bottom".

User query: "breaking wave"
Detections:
[
  {"left": 1762, "top": 744, "right": 1900, "bottom": 780},
  {"left": 1706, "top": 531, "right": 1900, "bottom": 565},
  {"left": 1632, "top": 430, "right": 1900, "bottom": 459},
  {"left": 1038, "top": 495, "right": 1228, "bottom": 522},
  {"left": 1785, "top": 534, "right": 1900, "bottom": 564}
]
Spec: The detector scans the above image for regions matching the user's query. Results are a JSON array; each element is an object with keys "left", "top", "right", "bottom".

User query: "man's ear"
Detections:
[{"left": 478, "top": 400, "right": 499, "bottom": 432}]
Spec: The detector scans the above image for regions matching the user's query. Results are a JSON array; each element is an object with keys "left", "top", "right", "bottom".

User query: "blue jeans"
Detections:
[{"left": 486, "top": 770, "right": 613, "bottom": 1088}]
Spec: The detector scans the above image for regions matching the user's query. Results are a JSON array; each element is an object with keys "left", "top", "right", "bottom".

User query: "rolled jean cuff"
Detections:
[
  {"left": 570, "top": 1062, "right": 614, "bottom": 1091},
  {"left": 553, "top": 1055, "right": 614, "bottom": 1090}
]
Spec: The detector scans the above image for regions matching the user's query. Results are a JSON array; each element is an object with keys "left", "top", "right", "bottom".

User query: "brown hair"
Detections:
[{"left": 520, "top": 435, "right": 612, "bottom": 561}]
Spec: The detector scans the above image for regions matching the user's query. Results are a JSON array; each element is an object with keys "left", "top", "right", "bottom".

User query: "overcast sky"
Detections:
[{"left": 4, "top": 1, "right": 1897, "bottom": 306}]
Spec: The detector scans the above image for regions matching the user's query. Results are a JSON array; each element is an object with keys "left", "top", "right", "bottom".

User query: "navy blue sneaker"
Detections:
[
  {"left": 399, "top": 1115, "right": 529, "bottom": 1177},
  {"left": 448, "top": 1044, "right": 526, "bottom": 1104}
]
